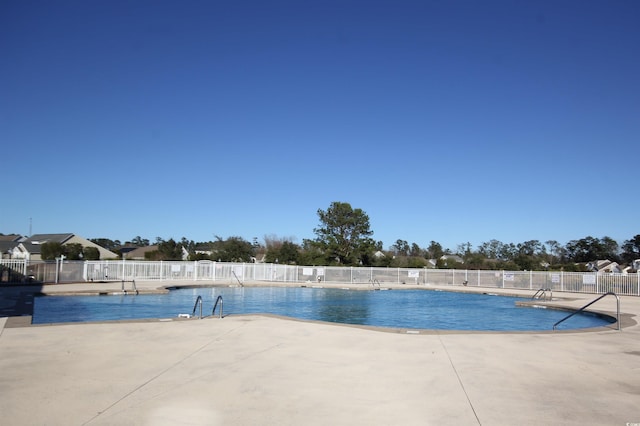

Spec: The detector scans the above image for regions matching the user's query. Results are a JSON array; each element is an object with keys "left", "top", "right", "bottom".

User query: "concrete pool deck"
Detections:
[{"left": 0, "top": 281, "right": 639, "bottom": 425}]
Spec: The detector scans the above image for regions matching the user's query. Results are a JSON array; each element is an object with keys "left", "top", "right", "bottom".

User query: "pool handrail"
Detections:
[
  {"left": 369, "top": 278, "right": 380, "bottom": 288},
  {"left": 532, "top": 288, "right": 552, "bottom": 301},
  {"left": 191, "top": 295, "right": 203, "bottom": 319},
  {"left": 553, "top": 292, "right": 620, "bottom": 331},
  {"left": 212, "top": 295, "right": 223, "bottom": 318},
  {"left": 232, "top": 271, "right": 244, "bottom": 287},
  {"left": 121, "top": 279, "right": 138, "bottom": 295}
]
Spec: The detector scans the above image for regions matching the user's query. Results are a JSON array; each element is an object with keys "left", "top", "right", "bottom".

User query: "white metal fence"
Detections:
[{"left": 1, "top": 259, "right": 639, "bottom": 296}]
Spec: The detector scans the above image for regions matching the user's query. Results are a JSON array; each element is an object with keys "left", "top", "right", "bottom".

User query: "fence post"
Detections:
[{"left": 530, "top": 270, "right": 533, "bottom": 290}]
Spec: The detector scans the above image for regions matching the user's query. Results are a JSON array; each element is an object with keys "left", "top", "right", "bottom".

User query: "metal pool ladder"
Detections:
[
  {"left": 369, "top": 278, "right": 380, "bottom": 289},
  {"left": 212, "top": 295, "right": 223, "bottom": 318},
  {"left": 121, "top": 279, "right": 138, "bottom": 295},
  {"left": 553, "top": 292, "right": 620, "bottom": 331},
  {"left": 188, "top": 295, "right": 223, "bottom": 319},
  {"left": 191, "top": 295, "right": 203, "bottom": 319},
  {"left": 532, "top": 288, "right": 552, "bottom": 301},
  {"left": 232, "top": 271, "right": 244, "bottom": 287}
]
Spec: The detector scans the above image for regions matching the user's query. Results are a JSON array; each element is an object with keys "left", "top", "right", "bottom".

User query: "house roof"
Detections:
[
  {"left": 18, "top": 242, "right": 43, "bottom": 255},
  {"left": 18, "top": 234, "right": 75, "bottom": 255},
  {"left": 25, "top": 234, "right": 75, "bottom": 244},
  {"left": 0, "top": 234, "right": 23, "bottom": 242},
  {"left": 119, "top": 246, "right": 139, "bottom": 254},
  {"left": 124, "top": 245, "right": 158, "bottom": 259},
  {"left": 0, "top": 241, "right": 20, "bottom": 254}
]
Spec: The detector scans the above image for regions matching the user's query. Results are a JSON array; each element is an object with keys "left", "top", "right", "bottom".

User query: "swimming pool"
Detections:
[{"left": 32, "top": 287, "right": 614, "bottom": 331}]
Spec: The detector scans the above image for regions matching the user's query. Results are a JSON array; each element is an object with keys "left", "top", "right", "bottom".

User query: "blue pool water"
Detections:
[{"left": 32, "top": 287, "right": 614, "bottom": 331}]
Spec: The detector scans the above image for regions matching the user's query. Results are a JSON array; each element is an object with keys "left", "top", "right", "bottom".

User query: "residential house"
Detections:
[
  {"left": 373, "top": 250, "right": 386, "bottom": 259},
  {"left": 586, "top": 259, "right": 622, "bottom": 273},
  {"left": 193, "top": 244, "right": 213, "bottom": 257},
  {"left": 440, "top": 254, "right": 464, "bottom": 265},
  {"left": 0, "top": 235, "right": 24, "bottom": 259},
  {"left": 124, "top": 245, "right": 189, "bottom": 260},
  {"left": 10, "top": 233, "right": 118, "bottom": 261},
  {"left": 425, "top": 254, "right": 465, "bottom": 268},
  {"left": 118, "top": 246, "right": 139, "bottom": 258},
  {"left": 123, "top": 245, "right": 159, "bottom": 260}
]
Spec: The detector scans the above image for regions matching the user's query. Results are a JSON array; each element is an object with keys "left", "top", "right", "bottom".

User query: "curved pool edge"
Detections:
[
  {"left": 159, "top": 282, "right": 632, "bottom": 333},
  {"left": 16, "top": 281, "right": 635, "bottom": 333},
  {"left": 209, "top": 312, "right": 625, "bottom": 335}
]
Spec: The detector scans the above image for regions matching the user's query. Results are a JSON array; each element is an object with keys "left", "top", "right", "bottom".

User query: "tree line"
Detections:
[{"left": 77, "top": 201, "right": 639, "bottom": 271}]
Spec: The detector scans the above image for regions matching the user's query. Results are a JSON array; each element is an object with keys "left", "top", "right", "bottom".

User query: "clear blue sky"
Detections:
[{"left": 1, "top": 1, "right": 638, "bottom": 251}]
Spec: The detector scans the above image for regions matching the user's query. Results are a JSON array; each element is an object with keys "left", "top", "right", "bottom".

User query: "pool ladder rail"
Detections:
[
  {"left": 553, "top": 292, "right": 620, "bottom": 331},
  {"left": 369, "top": 279, "right": 381, "bottom": 290},
  {"left": 532, "top": 288, "right": 552, "bottom": 301},
  {"left": 121, "top": 279, "right": 138, "bottom": 295},
  {"left": 232, "top": 271, "right": 244, "bottom": 287},
  {"left": 212, "top": 295, "right": 223, "bottom": 318},
  {"left": 187, "top": 295, "right": 224, "bottom": 320}
]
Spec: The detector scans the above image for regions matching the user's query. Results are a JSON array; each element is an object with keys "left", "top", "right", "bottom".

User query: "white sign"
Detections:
[
  {"left": 302, "top": 268, "right": 313, "bottom": 276},
  {"left": 551, "top": 273, "right": 560, "bottom": 284},
  {"left": 408, "top": 271, "right": 419, "bottom": 278},
  {"left": 504, "top": 273, "right": 515, "bottom": 281},
  {"left": 583, "top": 274, "right": 596, "bottom": 285}
]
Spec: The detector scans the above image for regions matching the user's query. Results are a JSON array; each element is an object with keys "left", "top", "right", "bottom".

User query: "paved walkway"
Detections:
[{"left": 0, "top": 281, "right": 639, "bottom": 425}]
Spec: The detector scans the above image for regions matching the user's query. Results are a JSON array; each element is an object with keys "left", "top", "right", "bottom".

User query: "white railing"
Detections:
[
  {"left": 1, "top": 259, "right": 639, "bottom": 296},
  {"left": 0, "top": 259, "right": 29, "bottom": 282}
]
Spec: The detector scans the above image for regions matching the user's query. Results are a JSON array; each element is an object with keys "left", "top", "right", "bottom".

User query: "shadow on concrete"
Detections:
[{"left": 0, "top": 282, "right": 44, "bottom": 327}]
